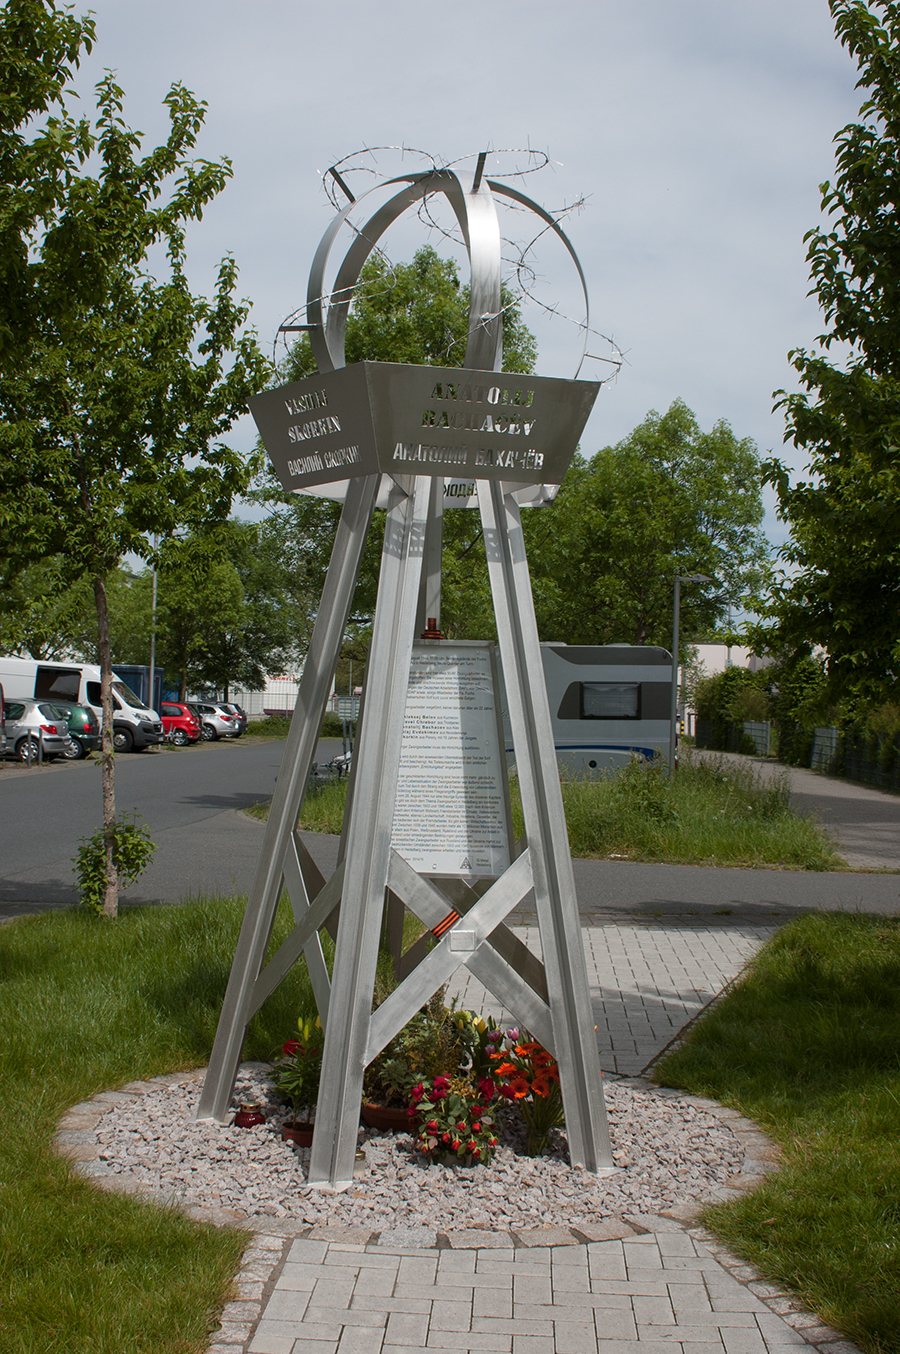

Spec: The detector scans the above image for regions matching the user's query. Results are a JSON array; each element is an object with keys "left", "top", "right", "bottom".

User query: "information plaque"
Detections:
[{"left": 390, "top": 642, "right": 512, "bottom": 878}]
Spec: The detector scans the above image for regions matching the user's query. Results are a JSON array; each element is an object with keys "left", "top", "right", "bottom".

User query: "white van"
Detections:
[
  {"left": 0, "top": 657, "right": 164, "bottom": 752},
  {"left": 502, "top": 643, "right": 673, "bottom": 777}
]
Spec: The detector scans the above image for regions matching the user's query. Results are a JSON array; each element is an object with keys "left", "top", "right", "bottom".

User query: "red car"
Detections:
[{"left": 160, "top": 701, "right": 202, "bottom": 745}]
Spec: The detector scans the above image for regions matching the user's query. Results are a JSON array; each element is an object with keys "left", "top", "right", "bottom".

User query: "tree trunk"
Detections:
[{"left": 94, "top": 573, "right": 118, "bottom": 918}]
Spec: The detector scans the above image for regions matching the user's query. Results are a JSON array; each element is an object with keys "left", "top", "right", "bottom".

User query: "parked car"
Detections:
[
  {"left": 47, "top": 700, "right": 102, "bottom": 760},
  {"left": 189, "top": 701, "right": 242, "bottom": 741},
  {"left": 159, "top": 701, "right": 202, "bottom": 745},
  {"left": 1, "top": 699, "right": 73, "bottom": 762},
  {"left": 221, "top": 702, "right": 249, "bottom": 734},
  {"left": 0, "top": 656, "right": 164, "bottom": 751}
]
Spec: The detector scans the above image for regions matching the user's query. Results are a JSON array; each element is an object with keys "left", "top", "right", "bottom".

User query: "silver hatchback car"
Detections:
[
  {"left": 190, "top": 701, "right": 243, "bottom": 741},
  {"left": 2, "top": 699, "right": 73, "bottom": 762}
]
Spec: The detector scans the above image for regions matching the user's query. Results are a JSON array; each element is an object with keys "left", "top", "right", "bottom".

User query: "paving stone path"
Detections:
[
  {"left": 452, "top": 921, "right": 775, "bottom": 1075},
  {"left": 215, "top": 1227, "right": 856, "bottom": 1354}
]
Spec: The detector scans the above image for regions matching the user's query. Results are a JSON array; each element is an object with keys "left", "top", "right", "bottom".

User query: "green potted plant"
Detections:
[{"left": 271, "top": 1016, "right": 323, "bottom": 1145}]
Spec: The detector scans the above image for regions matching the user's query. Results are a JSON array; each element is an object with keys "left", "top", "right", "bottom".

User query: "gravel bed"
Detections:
[{"left": 90, "top": 1069, "right": 744, "bottom": 1230}]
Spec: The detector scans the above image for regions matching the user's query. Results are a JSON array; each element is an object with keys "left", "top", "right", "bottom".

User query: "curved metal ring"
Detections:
[{"left": 307, "top": 168, "right": 503, "bottom": 374}]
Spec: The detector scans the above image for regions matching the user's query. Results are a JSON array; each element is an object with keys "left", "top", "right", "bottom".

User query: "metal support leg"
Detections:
[
  {"left": 196, "top": 475, "right": 380, "bottom": 1123},
  {"left": 477, "top": 479, "right": 612, "bottom": 1169},
  {"left": 307, "top": 475, "right": 431, "bottom": 1188},
  {"left": 416, "top": 476, "right": 443, "bottom": 632}
]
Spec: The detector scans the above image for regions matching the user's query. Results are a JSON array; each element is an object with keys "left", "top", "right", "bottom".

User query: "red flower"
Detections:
[
  {"left": 471, "top": 1121, "right": 482, "bottom": 1133},
  {"left": 282, "top": 1040, "right": 301, "bottom": 1056},
  {"left": 466, "top": 1139, "right": 477, "bottom": 1153},
  {"left": 426, "top": 1119, "right": 439, "bottom": 1134},
  {"left": 433, "top": 1075, "right": 450, "bottom": 1091},
  {"left": 499, "top": 1085, "right": 516, "bottom": 1101},
  {"left": 472, "top": 1146, "right": 481, "bottom": 1159},
  {"left": 411, "top": 1082, "right": 425, "bottom": 1103},
  {"left": 451, "top": 1138, "right": 461, "bottom": 1151},
  {"left": 477, "top": 1077, "right": 496, "bottom": 1101},
  {"left": 442, "top": 1132, "right": 451, "bottom": 1144}
]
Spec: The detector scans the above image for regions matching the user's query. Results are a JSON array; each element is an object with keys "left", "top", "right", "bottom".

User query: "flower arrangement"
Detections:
[
  {"left": 410, "top": 1073, "right": 500, "bottom": 1165},
  {"left": 364, "top": 991, "right": 465, "bottom": 1108},
  {"left": 488, "top": 1028, "right": 565, "bottom": 1156},
  {"left": 271, "top": 1016, "right": 322, "bottom": 1124}
]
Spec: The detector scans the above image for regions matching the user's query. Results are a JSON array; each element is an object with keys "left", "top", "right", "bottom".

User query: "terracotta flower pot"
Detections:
[
  {"left": 360, "top": 1102, "right": 414, "bottom": 1132},
  {"left": 281, "top": 1120, "right": 315, "bottom": 1147}
]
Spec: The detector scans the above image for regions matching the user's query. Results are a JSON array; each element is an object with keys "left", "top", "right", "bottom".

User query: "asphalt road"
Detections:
[
  {"left": 0, "top": 736, "right": 344, "bottom": 916},
  {"left": 2, "top": 737, "right": 899, "bottom": 922}
]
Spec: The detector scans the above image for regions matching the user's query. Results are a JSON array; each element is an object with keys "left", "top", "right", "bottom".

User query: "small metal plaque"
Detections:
[{"left": 249, "top": 362, "right": 599, "bottom": 495}]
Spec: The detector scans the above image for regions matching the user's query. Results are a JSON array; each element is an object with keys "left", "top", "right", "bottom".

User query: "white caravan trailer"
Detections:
[
  {"left": 0, "top": 657, "right": 164, "bottom": 752},
  {"left": 502, "top": 644, "right": 672, "bottom": 777}
]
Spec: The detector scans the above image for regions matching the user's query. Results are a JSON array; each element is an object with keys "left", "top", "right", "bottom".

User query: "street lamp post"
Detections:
[{"left": 668, "top": 573, "right": 711, "bottom": 774}]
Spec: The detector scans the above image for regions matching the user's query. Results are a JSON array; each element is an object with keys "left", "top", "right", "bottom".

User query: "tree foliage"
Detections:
[
  {"left": 765, "top": 0, "right": 900, "bottom": 703},
  {"left": 521, "top": 401, "right": 770, "bottom": 651},
  {"left": 152, "top": 522, "right": 301, "bottom": 700}
]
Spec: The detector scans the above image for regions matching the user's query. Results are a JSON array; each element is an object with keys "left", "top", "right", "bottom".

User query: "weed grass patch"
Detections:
[
  {"left": 655, "top": 913, "right": 900, "bottom": 1353},
  {"left": 262, "top": 754, "right": 841, "bottom": 870}
]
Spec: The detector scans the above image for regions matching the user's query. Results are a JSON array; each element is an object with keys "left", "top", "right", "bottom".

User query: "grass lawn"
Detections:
[
  {"left": 655, "top": 912, "right": 900, "bottom": 1354},
  {"left": 248, "top": 754, "right": 842, "bottom": 869},
  {"left": 0, "top": 896, "right": 309, "bottom": 1354}
]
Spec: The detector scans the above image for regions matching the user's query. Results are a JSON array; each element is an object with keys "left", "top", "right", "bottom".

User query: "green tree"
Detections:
[
  {"left": 0, "top": 557, "right": 92, "bottom": 658},
  {"left": 522, "top": 401, "right": 770, "bottom": 652},
  {"left": 152, "top": 521, "right": 300, "bottom": 700},
  {"left": 765, "top": 0, "right": 900, "bottom": 704},
  {"left": 0, "top": 64, "right": 269, "bottom": 915}
]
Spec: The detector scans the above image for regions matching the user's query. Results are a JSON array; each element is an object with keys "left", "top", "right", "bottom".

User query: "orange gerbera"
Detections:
[
  {"left": 508, "top": 1074, "right": 530, "bottom": 1098},
  {"left": 531, "top": 1075, "right": 551, "bottom": 1097},
  {"left": 515, "top": 1042, "right": 540, "bottom": 1056},
  {"left": 494, "top": 1061, "right": 518, "bottom": 1078}
]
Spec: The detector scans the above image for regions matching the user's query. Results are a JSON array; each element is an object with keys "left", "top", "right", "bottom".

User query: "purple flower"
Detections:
[
  {"left": 505, "top": 1027, "right": 519, "bottom": 1041},
  {"left": 486, "top": 1028, "right": 503, "bottom": 1045}
]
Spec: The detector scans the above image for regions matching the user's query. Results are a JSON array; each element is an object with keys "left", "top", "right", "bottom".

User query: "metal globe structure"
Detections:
[{"left": 197, "top": 158, "right": 614, "bottom": 1188}]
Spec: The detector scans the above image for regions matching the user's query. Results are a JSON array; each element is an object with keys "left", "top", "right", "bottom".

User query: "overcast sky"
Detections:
[{"left": 71, "top": 0, "right": 863, "bottom": 546}]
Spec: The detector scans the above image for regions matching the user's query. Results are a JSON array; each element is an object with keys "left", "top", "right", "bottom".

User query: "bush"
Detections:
[
  {"left": 694, "top": 666, "right": 768, "bottom": 751},
  {"left": 73, "top": 813, "right": 155, "bottom": 915}
]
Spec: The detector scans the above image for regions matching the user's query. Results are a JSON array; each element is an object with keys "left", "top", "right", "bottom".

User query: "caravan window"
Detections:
[
  {"left": 580, "top": 682, "right": 641, "bottom": 720},
  {"left": 35, "top": 666, "right": 80, "bottom": 702}
]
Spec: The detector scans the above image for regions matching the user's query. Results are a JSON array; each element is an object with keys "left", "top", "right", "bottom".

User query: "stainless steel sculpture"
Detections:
[{"left": 196, "top": 161, "right": 614, "bottom": 1186}]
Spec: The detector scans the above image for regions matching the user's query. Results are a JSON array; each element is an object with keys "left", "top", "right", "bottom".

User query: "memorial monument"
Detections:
[{"left": 197, "top": 152, "right": 617, "bottom": 1187}]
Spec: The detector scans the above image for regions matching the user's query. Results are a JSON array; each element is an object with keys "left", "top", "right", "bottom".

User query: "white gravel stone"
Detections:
[{"left": 87, "top": 1070, "right": 744, "bottom": 1231}]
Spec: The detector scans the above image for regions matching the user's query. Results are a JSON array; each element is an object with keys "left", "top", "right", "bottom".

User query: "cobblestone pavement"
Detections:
[
  {"left": 451, "top": 921, "right": 776, "bottom": 1074},
  {"left": 214, "top": 1227, "right": 857, "bottom": 1354}
]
